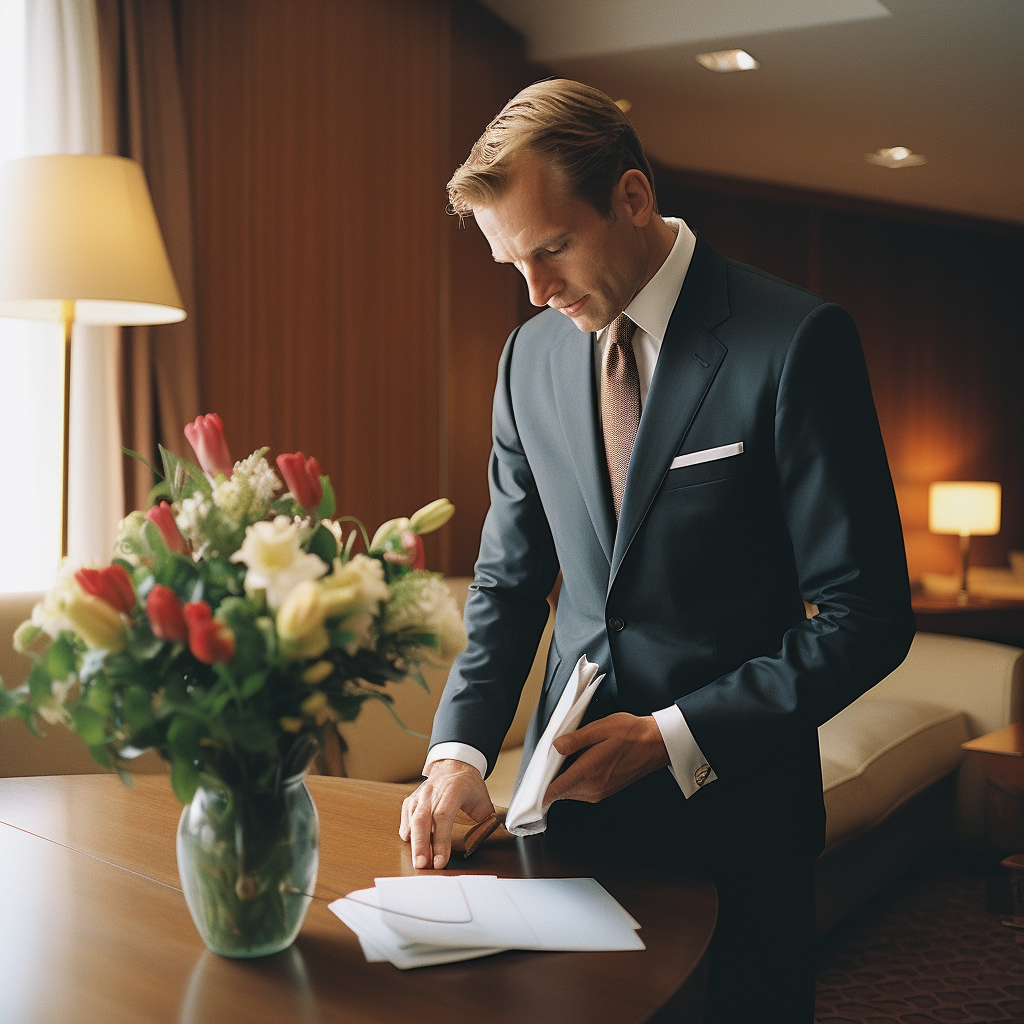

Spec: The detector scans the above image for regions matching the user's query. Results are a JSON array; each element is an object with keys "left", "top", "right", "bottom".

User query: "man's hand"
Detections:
[
  {"left": 399, "top": 759, "right": 495, "bottom": 870},
  {"left": 543, "top": 713, "right": 670, "bottom": 805}
]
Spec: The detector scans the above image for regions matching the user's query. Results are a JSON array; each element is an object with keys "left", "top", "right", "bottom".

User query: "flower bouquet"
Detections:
[{"left": 0, "top": 413, "right": 466, "bottom": 957}]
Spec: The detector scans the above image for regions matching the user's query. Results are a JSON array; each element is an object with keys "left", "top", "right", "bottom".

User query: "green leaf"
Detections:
[
  {"left": 121, "top": 685, "right": 156, "bottom": 733},
  {"left": 43, "top": 635, "right": 76, "bottom": 682},
  {"left": 84, "top": 676, "right": 114, "bottom": 717},
  {"left": 87, "top": 743, "right": 112, "bottom": 768},
  {"left": 167, "top": 715, "right": 204, "bottom": 766},
  {"left": 122, "top": 446, "right": 163, "bottom": 478},
  {"left": 0, "top": 686, "right": 20, "bottom": 718},
  {"left": 27, "top": 663, "right": 53, "bottom": 705},
  {"left": 240, "top": 669, "right": 271, "bottom": 698},
  {"left": 307, "top": 522, "right": 338, "bottom": 565},
  {"left": 170, "top": 757, "right": 200, "bottom": 803},
  {"left": 68, "top": 705, "right": 107, "bottom": 746},
  {"left": 159, "top": 444, "right": 212, "bottom": 501},
  {"left": 314, "top": 477, "right": 336, "bottom": 521},
  {"left": 115, "top": 765, "right": 134, "bottom": 788}
]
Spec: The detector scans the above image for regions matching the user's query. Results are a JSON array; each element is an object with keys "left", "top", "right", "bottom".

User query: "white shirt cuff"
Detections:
[
  {"left": 652, "top": 704, "right": 717, "bottom": 799},
  {"left": 423, "top": 742, "right": 488, "bottom": 780}
]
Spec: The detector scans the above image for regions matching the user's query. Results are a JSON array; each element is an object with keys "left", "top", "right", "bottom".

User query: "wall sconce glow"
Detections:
[
  {"left": 695, "top": 49, "right": 759, "bottom": 73},
  {"left": 865, "top": 147, "right": 927, "bottom": 168}
]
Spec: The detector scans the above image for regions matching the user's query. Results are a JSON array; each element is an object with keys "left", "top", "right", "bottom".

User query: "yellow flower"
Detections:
[
  {"left": 279, "top": 716, "right": 304, "bottom": 733},
  {"left": 408, "top": 498, "right": 455, "bottom": 535},
  {"left": 64, "top": 591, "right": 127, "bottom": 652},
  {"left": 276, "top": 581, "right": 330, "bottom": 660},
  {"left": 301, "top": 660, "right": 333, "bottom": 685},
  {"left": 300, "top": 690, "right": 337, "bottom": 726}
]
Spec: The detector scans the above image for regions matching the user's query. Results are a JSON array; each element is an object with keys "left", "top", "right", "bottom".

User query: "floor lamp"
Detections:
[{"left": 0, "top": 155, "right": 186, "bottom": 559}]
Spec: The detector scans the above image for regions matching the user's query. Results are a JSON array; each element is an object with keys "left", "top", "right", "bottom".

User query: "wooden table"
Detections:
[
  {"left": 0, "top": 774, "right": 716, "bottom": 1023},
  {"left": 963, "top": 723, "right": 1024, "bottom": 795}
]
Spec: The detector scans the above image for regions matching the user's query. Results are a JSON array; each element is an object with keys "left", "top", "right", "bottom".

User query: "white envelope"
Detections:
[
  {"left": 505, "top": 655, "right": 604, "bottom": 836},
  {"left": 669, "top": 440, "right": 743, "bottom": 470}
]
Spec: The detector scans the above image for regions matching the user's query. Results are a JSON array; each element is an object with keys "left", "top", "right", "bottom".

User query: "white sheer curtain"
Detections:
[{"left": 0, "top": 0, "right": 123, "bottom": 592}]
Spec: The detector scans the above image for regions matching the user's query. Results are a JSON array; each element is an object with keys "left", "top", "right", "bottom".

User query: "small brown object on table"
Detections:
[{"left": 0, "top": 774, "right": 716, "bottom": 1024}]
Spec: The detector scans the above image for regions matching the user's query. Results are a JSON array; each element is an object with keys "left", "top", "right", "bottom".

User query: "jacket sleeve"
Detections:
[
  {"left": 676, "top": 302, "right": 916, "bottom": 777},
  {"left": 429, "top": 328, "right": 560, "bottom": 773}
]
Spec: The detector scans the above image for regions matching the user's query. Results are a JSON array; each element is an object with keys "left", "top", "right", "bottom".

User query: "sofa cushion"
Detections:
[{"left": 819, "top": 697, "right": 969, "bottom": 853}]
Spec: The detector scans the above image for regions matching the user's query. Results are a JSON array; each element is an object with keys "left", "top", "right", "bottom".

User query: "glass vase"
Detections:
[{"left": 176, "top": 772, "right": 319, "bottom": 958}]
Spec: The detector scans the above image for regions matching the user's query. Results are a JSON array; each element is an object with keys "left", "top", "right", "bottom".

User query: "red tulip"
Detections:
[
  {"left": 184, "top": 413, "right": 233, "bottom": 478},
  {"left": 276, "top": 452, "right": 323, "bottom": 511},
  {"left": 145, "top": 501, "right": 190, "bottom": 555},
  {"left": 183, "top": 601, "right": 236, "bottom": 664},
  {"left": 75, "top": 565, "right": 135, "bottom": 615},
  {"left": 146, "top": 585, "right": 188, "bottom": 642}
]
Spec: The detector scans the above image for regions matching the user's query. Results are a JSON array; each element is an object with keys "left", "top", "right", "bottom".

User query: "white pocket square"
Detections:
[{"left": 670, "top": 441, "right": 744, "bottom": 470}]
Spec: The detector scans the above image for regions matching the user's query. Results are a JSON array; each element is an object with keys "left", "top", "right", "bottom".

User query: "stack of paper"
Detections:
[{"left": 329, "top": 874, "right": 644, "bottom": 969}]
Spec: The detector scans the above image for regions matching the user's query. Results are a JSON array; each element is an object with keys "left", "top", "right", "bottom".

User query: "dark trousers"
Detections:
[{"left": 546, "top": 767, "right": 819, "bottom": 1024}]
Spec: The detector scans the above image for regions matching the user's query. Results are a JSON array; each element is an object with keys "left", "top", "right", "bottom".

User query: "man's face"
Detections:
[{"left": 474, "top": 153, "right": 651, "bottom": 334}]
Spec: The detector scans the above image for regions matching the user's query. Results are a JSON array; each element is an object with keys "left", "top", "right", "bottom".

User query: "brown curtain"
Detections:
[{"left": 94, "top": 0, "right": 200, "bottom": 511}]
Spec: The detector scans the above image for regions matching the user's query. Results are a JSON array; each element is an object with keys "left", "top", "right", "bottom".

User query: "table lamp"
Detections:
[
  {"left": 928, "top": 481, "right": 1002, "bottom": 605},
  {"left": 0, "top": 154, "right": 186, "bottom": 558}
]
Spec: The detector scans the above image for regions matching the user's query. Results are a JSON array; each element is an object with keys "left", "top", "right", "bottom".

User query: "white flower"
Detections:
[
  {"left": 175, "top": 493, "right": 213, "bottom": 550},
  {"left": 32, "top": 560, "right": 84, "bottom": 639},
  {"left": 230, "top": 516, "right": 327, "bottom": 610},
  {"left": 382, "top": 574, "right": 467, "bottom": 661},
  {"left": 113, "top": 511, "right": 149, "bottom": 566},
  {"left": 212, "top": 450, "right": 281, "bottom": 524},
  {"left": 321, "top": 554, "right": 391, "bottom": 654}
]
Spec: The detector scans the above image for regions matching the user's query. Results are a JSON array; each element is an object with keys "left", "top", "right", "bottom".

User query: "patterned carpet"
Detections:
[{"left": 815, "top": 853, "right": 1024, "bottom": 1023}]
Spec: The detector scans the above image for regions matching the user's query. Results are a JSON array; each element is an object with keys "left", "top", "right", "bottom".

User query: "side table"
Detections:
[
  {"left": 962, "top": 724, "right": 1024, "bottom": 935},
  {"left": 913, "top": 596, "right": 1024, "bottom": 648}
]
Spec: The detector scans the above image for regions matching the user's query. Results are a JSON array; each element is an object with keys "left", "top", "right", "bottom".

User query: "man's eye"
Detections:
[{"left": 546, "top": 244, "right": 567, "bottom": 256}]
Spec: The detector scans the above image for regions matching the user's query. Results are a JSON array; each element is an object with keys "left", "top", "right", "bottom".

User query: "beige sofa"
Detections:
[{"left": 4, "top": 581, "right": 1022, "bottom": 934}]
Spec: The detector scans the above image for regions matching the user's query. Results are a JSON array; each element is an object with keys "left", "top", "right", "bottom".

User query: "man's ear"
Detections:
[{"left": 617, "top": 168, "right": 655, "bottom": 227}]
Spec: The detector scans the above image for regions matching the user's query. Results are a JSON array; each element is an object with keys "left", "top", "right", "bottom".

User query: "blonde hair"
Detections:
[{"left": 447, "top": 79, "right": 657, "bottom": 218}]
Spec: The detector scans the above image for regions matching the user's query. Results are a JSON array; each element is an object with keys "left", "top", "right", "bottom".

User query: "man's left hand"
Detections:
[{"left": 543, "top": 712, "right": 670, "bottom": 805}]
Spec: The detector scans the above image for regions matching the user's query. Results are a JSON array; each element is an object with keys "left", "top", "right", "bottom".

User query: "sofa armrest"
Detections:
[{"left": 864, "top": 631, "right": 1024, "bottom": 738}]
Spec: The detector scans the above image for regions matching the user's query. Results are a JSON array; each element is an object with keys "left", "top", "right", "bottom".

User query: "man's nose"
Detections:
[{"left": 523, "top": 263, "right": 561, "bottom": 307}]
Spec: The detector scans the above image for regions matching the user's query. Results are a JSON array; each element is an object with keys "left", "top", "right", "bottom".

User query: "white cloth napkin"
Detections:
[{"left": 505, "top": 655, "right": 604, "bottom": 836}]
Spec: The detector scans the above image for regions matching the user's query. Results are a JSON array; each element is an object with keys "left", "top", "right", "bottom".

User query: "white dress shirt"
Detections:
[{"left": 426, "top": 216, "right": 717, "bottom": 799}]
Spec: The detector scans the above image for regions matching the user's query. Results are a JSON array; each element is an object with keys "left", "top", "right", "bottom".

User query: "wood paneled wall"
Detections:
[
  {"left": 178, "top": 0, "right": 449, "bottom": 560},
  {"left": 657, "top": 167, "right": 1024, "bottom": 581},
  {"left": 175, "top": 1, "right": 1024, "bottom": 582},
  {"left": 177, "top": 0, "right": 529, "bottom": 575}
]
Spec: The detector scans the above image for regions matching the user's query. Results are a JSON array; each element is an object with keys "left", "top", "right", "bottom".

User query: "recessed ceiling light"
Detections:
[
  {"left": 865, "top": 147, "right": 927, "bottom": 168},
  {"left": 614, "top": 99, "right": 633, "bottom": 113},
  {"left": 696, "top": 49, "right": 759, "bottom": 73}
]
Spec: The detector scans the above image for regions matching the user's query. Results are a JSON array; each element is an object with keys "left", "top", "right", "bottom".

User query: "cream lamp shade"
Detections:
[
  {"left": 928, "top": 482, "right": 1002, "bottom": 537},
  {"left": 0, "top": 154, "right": 185, "bottom": 325}
]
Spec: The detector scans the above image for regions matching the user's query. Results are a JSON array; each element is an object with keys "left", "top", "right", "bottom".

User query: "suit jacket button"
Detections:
[
  {"left": 694, "top": 764, "right": 711, "bottom": 788},
  {"left": 608, "top": 616, "right": 625, "bottom": 632}
]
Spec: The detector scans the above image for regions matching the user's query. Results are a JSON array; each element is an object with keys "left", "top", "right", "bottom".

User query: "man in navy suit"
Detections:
[{"left": 400, "top": 79, "right": 914, "bottom": 1022}]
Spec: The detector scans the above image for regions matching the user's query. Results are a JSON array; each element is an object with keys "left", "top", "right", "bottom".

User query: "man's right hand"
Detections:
[{"left": 399, "top": 759, "right": 495, "bottom": 870}]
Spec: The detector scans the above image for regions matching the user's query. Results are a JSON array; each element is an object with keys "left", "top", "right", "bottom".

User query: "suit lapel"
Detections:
[
  {"left": 552, "top": 325, "right": 616, "bottom": 564},
  {"left": 610, "top": 236, "right": 731, "bottom": 587}
]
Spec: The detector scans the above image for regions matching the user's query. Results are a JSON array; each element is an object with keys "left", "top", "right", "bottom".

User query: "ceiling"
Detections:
[{"left": 477, "top": 0, "right": 1024, "bottom": 226}]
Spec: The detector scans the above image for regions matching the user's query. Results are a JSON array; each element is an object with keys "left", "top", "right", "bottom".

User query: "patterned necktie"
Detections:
[{"left": 601, "top": 314, "right": 641, "bottom": 519}]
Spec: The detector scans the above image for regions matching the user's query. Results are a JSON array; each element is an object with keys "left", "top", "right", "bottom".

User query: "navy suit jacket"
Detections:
[{"left": 431, "top": 235, "right": 915, "bottom": 852}]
